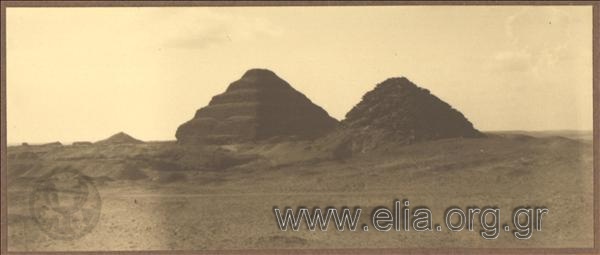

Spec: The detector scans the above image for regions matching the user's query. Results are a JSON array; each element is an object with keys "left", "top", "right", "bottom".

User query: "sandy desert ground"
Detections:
[{"left": 5, "top": 131, "right": 594, "bottom": 251}]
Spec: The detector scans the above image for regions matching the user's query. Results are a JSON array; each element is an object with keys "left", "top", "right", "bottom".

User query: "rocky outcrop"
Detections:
[{"left": 176, "top": 69, "right": 338, "bottom": 144}]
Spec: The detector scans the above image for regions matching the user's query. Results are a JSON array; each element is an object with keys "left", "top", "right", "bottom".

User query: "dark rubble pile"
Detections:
[{"left": 336, "top": 77, "right": 483, "bottom": 152}]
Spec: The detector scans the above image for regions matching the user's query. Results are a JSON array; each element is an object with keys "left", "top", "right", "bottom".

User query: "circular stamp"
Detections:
[{"left": 29, "top": 167, "right": 102, "bottom": 240}]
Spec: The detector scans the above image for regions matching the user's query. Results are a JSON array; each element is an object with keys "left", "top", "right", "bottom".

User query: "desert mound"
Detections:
[
  {"left": 40, "top": 141, "right": 62, "bottom": 147},
  {"left": 96, "top": 132, "right": 143, "bottom": 145},
  {"left": 328, "top": 77, "right": 483, "bottom": 154},
  {"left": 176, "top": 69, "right": 338, "bottom": 144}
]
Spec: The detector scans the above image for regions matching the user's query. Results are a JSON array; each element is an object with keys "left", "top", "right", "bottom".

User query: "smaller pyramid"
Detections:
[
  {"left": 96, "top": 132, "right": 143, "bottom": 145},
  {"left": 334, "top": 77, "right": 483, "bottom": 152}
]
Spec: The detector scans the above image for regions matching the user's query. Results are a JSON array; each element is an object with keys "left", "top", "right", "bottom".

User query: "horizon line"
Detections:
[{"left": 6, "top": 128, "right": 594, "bottom": 146}]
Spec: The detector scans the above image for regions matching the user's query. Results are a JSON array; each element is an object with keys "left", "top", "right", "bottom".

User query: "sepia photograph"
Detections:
[{"left": 1, "top": 1, "right": 598, "bottom": 254}]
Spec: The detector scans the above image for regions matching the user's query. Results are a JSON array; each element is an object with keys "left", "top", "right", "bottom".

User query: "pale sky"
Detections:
[{"left": 6, "top": 6, "right": 593, "bottom": 144}]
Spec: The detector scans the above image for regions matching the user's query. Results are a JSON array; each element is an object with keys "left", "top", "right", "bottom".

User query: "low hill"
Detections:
[{"left": 96, "top": 132, "right": 143, "bottom": 145}]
